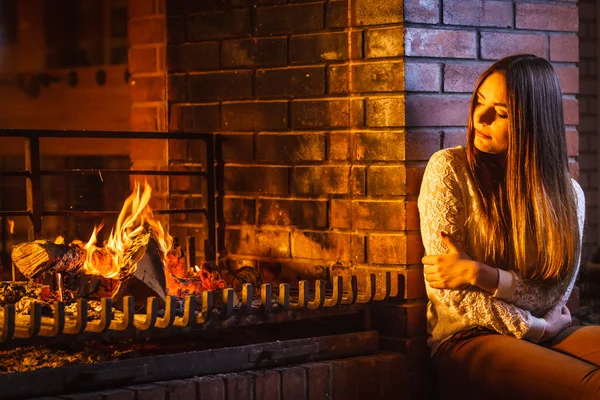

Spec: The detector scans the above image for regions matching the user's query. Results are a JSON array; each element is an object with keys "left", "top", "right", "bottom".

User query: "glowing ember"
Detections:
[{"left": 81, "top": 183, "right": 173, "bottom": 279}]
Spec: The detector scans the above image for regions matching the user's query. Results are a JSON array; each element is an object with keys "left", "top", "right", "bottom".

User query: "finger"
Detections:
[
  {"left": 440, "top": 231, "right": 462, "bottom": 253},
  {"left": 423, "top": 265, "right": 436, "bottom": 275},
  {"left": 422, "top": 255, "right": 439, "bottom": 265}
]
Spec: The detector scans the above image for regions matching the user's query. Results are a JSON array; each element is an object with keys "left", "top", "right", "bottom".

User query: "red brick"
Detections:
[
  {"left": 442, "top": 128, "right": 468, "bottom": 149},
  {"left": 405, "top": 28, "right": 476, "bottom": 59},
  {"left": 280, "top": 366, "right": 307, "bottom": 400},
  {"left": 170, "top": 104, "right": 220, "bottom": 132},
  {"left": 130, "top": 105, "right": 159, "bottom": 131},
  {"left": 256, "top": 66, "right": 325, "bottom": 98},
  {"left": 224, "top": 165, "right": 289, "bottom": 193},
  {"left": 365, "top": 97, "right": 405, "bottom": 127},
  {"left": 352, "top": 130, "right": 404, "bottom": 161},
  {"left": 94, "top": 390, "right": 135, "bottom": 400},
  {"left": 188, "top": 9, "right": 251, "bottom": 41},
  {"left": 221, "top": 133, "right": 254, "bottom": 162},
  {"left": 223, "top": 197, "right": 256, "bottom": 224},
  {"left": 292, "top": 231, "right": 353, "bottom": 261},
  {"left": 354, "top": 354, "right": 409, "bottom": 400},
  {"left": 255, "top": 371, "right": 281, "bottom": 400},
  {"left": 405, "top": 201, "right": 420, "bottom": 231},
  {"left": 379, "top": 336, "right": 430, "bottom": 372},
  {"left": 569, "top": 159, "right": 579, "bottom": 180},
  {"left": 403, "top": 267, "right": 427, "bottom": 298},
  {"left": 550, "top": 35, "right": 579, "bottom": 62},
  {"left": 351, "top": 166, "right": 366, "bottom": 195},
  {"left": 129, "top": 17, "right": 165, "bottom": 45},
  {"left": 129, "top": 47, "right": 157, "bottom": 74},
  {"left": 368, "top": 234, "right": 407, "bottom": 264},
  {"left": 222, "top": 101, "right": 288, "bottom": 131},
  {"left": 292, "top": 165, "right": 350, "bottom": 194},
  {"left": 167, "top": 15, "right": 185, "bottom": 44},
  {"left": 329, "top": 131, "right": 350, "bottom": 160},
  {"left": 291, "top": 99, "right": 351, "bottom": 129},
  {"left": 222, "top": 37, "right": 287, "bottom": 68},
  {"left": 129, "top": 0, "right": 155, "bottom": 18},
  {"left": 330, "top": 359, "right": 359, "bottom": 400},
  {"left": 405, "top": 130, "right": 441, "bottom": 160},
  {"left": 193, "top": 376, "right": 225, "bottom": 400},
  {"left": 168, "top": 73, "right": 186, "bottom": 101},
  {"left": 405, "top": 62, "right": 440, "bottom": 92},
  {"left": 124, "top": 384, "right": 166, "bottom": 400},
  {"left": 255, "top": 3, "right": 324, "bottom": 36},
  {"left": 404, "top": 0, "right": 439, "bottom": 23},
  {"left": 326, "top": 0, "right": 348, "bottom": 28},
  {"left": 352, "top": 0, "right": 402, "bottom": 26},
  {"left": 352, "top": 201, "right": 407, "bottom": 230},
  {"left": 156, "top": 380, "right": 196, "bottom": 400},
  {"left": 302, "top": 363, "right": 332, "bottom": 400},
  {"left": 516, "top": 3, "right": 578, "bottom": 32},
  {"left": 353, "top": 62, "right": 403, "bottom": 92},
  {"left": 330, "top": 200, "right": 351, "bottom": 229},
  {"left": 368, "top": 165, "right": 406, "bottom": 196},
  {"left": 257, "top": 198, "right": 327, "bottom": 228},
  {"left": 443, "top": 63, "right": 488, "bottom": 93},
  {"left": 289, "top": 32, "right": 348, "bottom": 64},
  {"left": 168, "top": 42, "right": 220, "bottom": 71},
  {"left": 226, "top": 374, "right": 253, "bottom": 400},
  {"left": 130, "top": 76, "right": 165, "bottom": 102},
  {"left": 188, "top": 71, "right": 253, "bottom": 101},
  {"left": 327, "top": 65, "right": 349, "bottom": 94},
  {"left": 555, "top": 66, "right": 579, "bottom": 94},
  {"left": 225, "top": 228, "right": 290, "bottom": 257},
  {"left": 365, "top": 27, "right": 404, "bottom": 59},
  {"left": 371, "top": 302, "right": 427, "bottom": 336},
  {"left": 480, "top": 31, "right": 547, "bottom": 60},
  {"left": 563, "top": 97, "right": 579, "bottom": 125},
  {"left": 406, "top": 95, "right": 470, "bottom": 127},
  {"left": 444, "top": 0, "right": 512, "bottom": 27},
  {"left": 256, "top": 132, "right": 326, "bottom": 162}
]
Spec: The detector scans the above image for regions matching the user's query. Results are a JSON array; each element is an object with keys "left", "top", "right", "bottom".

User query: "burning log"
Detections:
[
  {"left": 11, "top": 241, "right": 85, "bottom": 279},
  {"left": 164, "top": 244, "right": 225, "bottom": 298}
]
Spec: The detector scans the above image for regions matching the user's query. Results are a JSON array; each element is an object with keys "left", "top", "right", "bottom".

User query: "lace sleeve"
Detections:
[
  {"left": 496, "top": 179, "right": 586, "bottom": 314},
  {"left": 418, "top": 149, "right": 546, "bottom": 341}
]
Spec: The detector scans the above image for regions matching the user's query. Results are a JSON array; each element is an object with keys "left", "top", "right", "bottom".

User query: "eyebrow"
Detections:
[{"left": 476, "top": 91, "right": 507, "bottom": 108}]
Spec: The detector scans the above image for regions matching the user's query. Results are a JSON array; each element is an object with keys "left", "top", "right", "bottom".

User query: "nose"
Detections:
[{"left": 474, "top": 105, "right": 495, "bottom": 126}]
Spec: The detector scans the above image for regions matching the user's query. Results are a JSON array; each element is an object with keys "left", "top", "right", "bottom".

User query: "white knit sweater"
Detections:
[{"left": 418, "top": 146, "right": 586, "bottom": 356}]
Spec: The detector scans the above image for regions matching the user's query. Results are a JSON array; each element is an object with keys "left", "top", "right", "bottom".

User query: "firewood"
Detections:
[{"left": 11, "top": 241, "right": 85, "bottom": 279}]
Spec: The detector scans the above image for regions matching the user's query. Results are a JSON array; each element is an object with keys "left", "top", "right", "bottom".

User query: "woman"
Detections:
[{"left": 418, "top": 54, "right": 600, "bottom": 399}]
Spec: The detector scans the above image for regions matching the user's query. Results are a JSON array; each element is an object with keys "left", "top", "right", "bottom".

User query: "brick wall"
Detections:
[
  {"left": 31, "top": 353, "right": 408, "bottom": 400},
  {"left": 578, "top": 0, "right": 599, "bottom": 261},
  {"left": 160, "top": 0, "right": 426, "bottom": 397},
  {"left": 164, "top": 0, "right": 424, "bottom": 298}
]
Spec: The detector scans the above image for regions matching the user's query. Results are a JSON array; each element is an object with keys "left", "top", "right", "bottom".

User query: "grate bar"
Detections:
[{"left": 0, "top": 272, "right": 401, "bottom": 344}]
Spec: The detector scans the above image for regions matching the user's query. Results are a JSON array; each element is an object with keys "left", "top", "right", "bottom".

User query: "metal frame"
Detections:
[{"left": 0, "top": 128, "right": 218, "bottom": 269}]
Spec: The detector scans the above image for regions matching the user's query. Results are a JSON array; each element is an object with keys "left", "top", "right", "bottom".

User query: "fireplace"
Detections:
[{"left": 0, "top": 128, "right": 419, "bottom": 400}]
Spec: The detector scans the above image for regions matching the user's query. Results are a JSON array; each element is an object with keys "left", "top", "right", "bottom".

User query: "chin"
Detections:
[{"left": 474, "top": 138, "right": 505, "bottom": 155}]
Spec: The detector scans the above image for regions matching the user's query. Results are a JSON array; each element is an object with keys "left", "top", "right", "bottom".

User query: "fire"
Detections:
[{"left": 81, "top": 183, "right": 173, "bottom": 278}]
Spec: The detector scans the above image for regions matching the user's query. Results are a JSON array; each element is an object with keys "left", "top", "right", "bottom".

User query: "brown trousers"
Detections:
[{"left": 434, "top": 326, "right": 600, "bottom": 400}]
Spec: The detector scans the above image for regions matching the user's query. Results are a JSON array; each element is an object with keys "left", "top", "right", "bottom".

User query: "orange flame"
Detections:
[{"left": 81, "top": 182, "right": 173, "bottom": 278}]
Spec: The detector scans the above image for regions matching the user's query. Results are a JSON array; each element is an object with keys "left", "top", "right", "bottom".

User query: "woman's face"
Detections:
[{"left": 472, "top": 72, "right": 509, "bottom": 154}]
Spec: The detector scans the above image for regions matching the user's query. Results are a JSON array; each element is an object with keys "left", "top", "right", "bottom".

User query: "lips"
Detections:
[{"left": 475, "top": 129, "right": 490, "bottom": 139}]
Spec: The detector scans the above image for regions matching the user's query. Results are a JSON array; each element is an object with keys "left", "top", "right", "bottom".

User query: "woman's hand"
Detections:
[
  {"left": 541, "top": 303, "right": 572, "bottom": 341},
  {"left": 421, "top": 232, "right": 478, "bottom": 290}
]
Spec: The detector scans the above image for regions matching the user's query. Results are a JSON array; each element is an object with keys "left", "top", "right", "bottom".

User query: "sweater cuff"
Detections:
[
  {"left": 493, "top": 269, "right": 518, "bottom": 302},
  {"left": 524, "top": 316, "right": 546, "bottom": 343}
]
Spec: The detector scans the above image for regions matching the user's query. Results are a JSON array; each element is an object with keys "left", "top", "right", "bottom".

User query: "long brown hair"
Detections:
[{"left": 466, "top": 54, "right": 580, "bottom": 280}]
